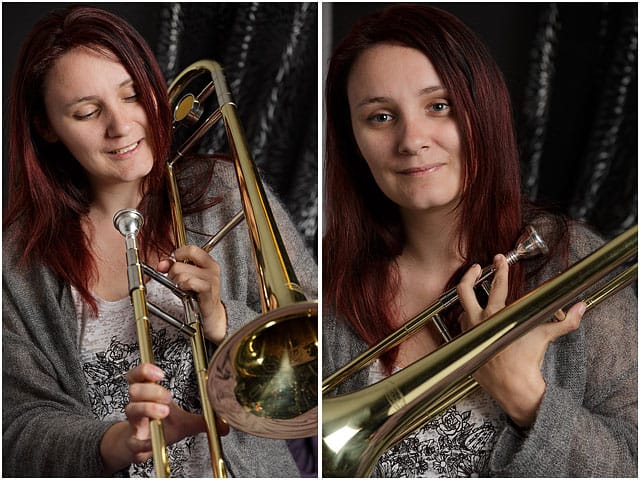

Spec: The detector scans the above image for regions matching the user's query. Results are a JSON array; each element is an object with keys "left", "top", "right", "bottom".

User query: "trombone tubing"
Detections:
[
  {"left": 165, "top": 62, "right": 228, "bottom": 478},
  {"left": 165, "top": 161, "right": 227, "bottom": 478},
  {"left": 385, "top": 260, "right": 637, "bottom": 449},
  {"left": 322, "top": 225, "right": 637, "bottom": 477},
  {"left": 323, "top": 231, "right": 533, "bottom": 394},
  {"left": 131, "top": 288, "right": 171, "bottom": 478},
  {"left": 118, "top": 215, "right": 171, "bottom": 477}
]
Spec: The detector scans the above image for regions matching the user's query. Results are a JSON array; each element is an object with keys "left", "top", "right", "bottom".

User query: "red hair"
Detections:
[
  {"left": 324, "top": 4, "right": 526, "bottom": 368},
  {"left": 4, "top": 6, "right": 174, "bottom": 312}
]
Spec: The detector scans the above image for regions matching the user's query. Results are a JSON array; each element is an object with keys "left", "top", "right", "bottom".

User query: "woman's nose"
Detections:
[
  {"left": 397, "top": 116, "right": 430, "bottom": 155},
  {"left": 106, "top": 107, "right": 132, "bottom": 138}
]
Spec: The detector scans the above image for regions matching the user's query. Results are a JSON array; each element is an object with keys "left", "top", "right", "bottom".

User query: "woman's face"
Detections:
[
  {"left": 41, "top": 47, "right": 154, "bottom": 190},
  {"left": 347, "top": 43, "right": 464, "bottom": 215}
]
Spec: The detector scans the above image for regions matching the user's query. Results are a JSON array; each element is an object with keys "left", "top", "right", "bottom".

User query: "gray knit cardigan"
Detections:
[
  {"left": 3, "top": 162, "right": 318, "bottom": 477},
  {"left": 323, "top": 221, "right": 637, "bottom": 477}
]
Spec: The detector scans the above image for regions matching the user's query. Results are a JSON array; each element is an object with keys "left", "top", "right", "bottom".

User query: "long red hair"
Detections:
[
  {"left": 324, "top": 4, "right": 527, "bottom": 367},
  {"left": 4, "top": 6, "right": 174, "bottom": 312}
]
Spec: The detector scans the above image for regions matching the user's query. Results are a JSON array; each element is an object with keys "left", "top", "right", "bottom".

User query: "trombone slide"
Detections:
[{"left": 116, "top": 210, "right": 171, "bottom": 477}]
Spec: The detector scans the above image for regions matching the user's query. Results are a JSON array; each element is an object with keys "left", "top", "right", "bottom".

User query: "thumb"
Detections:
[
  {"left": 545, "top": 301, "right": 586, "bottom": 342},
  {"left": 156, "top": 257, "right": 174, "bottom": 274}
]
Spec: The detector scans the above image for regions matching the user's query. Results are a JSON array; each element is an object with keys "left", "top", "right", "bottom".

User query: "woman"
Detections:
[
  {"left": 323, "top": 4, "right": 636, "bottom": 477},
  {"left": 3, "top": 5, "right": 317, "bottom": 477}
]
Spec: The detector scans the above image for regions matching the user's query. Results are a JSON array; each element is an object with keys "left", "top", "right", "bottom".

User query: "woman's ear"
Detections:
[{"left": 34, "top": 116, "right": 58, "bottom": 143}]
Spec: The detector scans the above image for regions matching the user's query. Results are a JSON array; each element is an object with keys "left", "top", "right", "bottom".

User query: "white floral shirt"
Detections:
[
  {"left": 73, "top": 280, "right": 213, "bottom": 477},
  {"left": 369, "top": 360, "right": 506, "bottom": 478}
]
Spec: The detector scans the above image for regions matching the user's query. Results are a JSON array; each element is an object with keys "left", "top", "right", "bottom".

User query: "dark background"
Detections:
[{"left": 327, "top": 2, "right": 540, "bottom": 115}]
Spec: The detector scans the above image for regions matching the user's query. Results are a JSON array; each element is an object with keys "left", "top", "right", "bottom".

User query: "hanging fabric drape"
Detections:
[
  {"left": 154, "top": 3, "right": 318, "bottom": 255},
  {"left": 519, "top": 2, "right": 637, "bottom": 239}
]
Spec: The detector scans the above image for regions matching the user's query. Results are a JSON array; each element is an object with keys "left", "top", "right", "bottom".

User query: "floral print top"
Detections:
[
  {"left": 72, "top": 280, "right": 212, "bottom": 477},
  {"left": 369, "top": 360, "right": 506, "bottom": 478}
]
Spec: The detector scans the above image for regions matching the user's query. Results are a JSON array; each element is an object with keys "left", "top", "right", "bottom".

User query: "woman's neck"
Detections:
[
  {"left": 390, "top": 207, "right": 466, "bottom": 367},
  {"left": 88, "top": 181, "right": 144, "bottom": 223},
  {"left": 399, "top": 206, "right": 465, "bottom": 270}
]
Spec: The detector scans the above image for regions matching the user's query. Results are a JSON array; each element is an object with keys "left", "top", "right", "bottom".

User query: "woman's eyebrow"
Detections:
[
  {"left": 418, "top": 85, "right": 446, "bottom": 96},
  {"left": 64, "top": 78, "right": 134, "bottom": 108},
  {"left": 355, "top": 95, "right": 390, "bottom": 108},
  {"left": 355, "top": 85, "right": 446, "bottom": 109}
]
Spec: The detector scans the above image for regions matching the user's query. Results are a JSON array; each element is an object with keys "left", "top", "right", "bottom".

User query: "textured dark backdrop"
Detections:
[{"left": 327, "top": 2, "right": 637, "bottom": 240}]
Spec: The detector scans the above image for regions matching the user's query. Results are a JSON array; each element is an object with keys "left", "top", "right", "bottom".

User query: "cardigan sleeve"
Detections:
[
  {"left": 2, "top": 241, "right": 116, "bottom": 477},
  {"left": 489, "top": 223, "right": 638, "bottom": 477}
]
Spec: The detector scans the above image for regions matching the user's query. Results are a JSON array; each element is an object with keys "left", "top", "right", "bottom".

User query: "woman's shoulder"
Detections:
[
  {"left": 210, "top": 156, "right": 239, "bottom": 189},
  {"left": 3, "top": 218, "right": 66, "bottom": 300},
  {"left": 322, "top": 308, "right": 368, "bottom": 363},
  {"left": 566, "top": 220, "right": 607, "bottom": 259},
  {"left": 179, "top": 154, "right": 238, "bottom": 199},
  {"left": 180, "top": 156, "right": 241, "bottom": 226},
  {"left": 3, "top": 219, "right": 27, "bottom": 271}
]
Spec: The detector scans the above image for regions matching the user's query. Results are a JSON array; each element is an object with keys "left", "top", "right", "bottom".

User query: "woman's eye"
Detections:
[
  {"left": 368, "top": 112, "right": 394, "bottom": 123},
  {"left": 73, "top": 109, "right": 98, "bottom": 120},
  {"left": 430, "top": 102, "right": 450, "bottom": 114},
  {"left": 124, "top": 93, "right": 139, "bottom": 102}
]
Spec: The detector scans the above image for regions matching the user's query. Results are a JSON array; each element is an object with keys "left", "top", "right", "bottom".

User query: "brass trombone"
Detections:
[
  {"left": 114, "top": 59, "right": 317, "bottom": 477},
  {"left": 323, "top": 224, "right": 549, "bottom": 394},
  {"left": 322, "top": 225, "right": 637, "bottom": 477}
]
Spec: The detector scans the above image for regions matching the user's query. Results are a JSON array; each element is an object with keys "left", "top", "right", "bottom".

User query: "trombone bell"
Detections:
[{"left": 209, "top": 303, "right": 318, "bottom": 438}]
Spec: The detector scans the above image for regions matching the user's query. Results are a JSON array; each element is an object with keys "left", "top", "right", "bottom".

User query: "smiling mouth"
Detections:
[
  {"left": 109, "top": 141, "right": 140, "bottom": 155},
  {"left": 399, "top": 164, "right": 444, "bottom": 175}
]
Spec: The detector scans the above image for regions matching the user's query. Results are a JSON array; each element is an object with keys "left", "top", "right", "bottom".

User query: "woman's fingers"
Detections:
[
  {"left": 156, "top": 245, "right": 227, "bottom": 342},
  {"left": 457, "top": 263, "right": 483, "bottom": 322},
  {"left": 485, "top": 254, "right": 509, "bottom": 315},
  {"left": 167, "top": 245, "right": 219, "bottom": 274},
  {"left": 128, "top": 382, "right": 172, "bottom": 406},
  {"left": 125, "top": 401, "right": 170, "bottom": 425},
  {"left": 157, "top": 246, "right": 221, "bottom": 294},
  {"left": 216, "top": 418, "right": 230, "bottom": 436},
  {"left": 125, "top": 362, "right": 164, "bottom": 384},
  {"left": 122, "top": 363, "right": 170, "bottom": 453},
  {"left": 125, "top": 364, "right": 172, "bottom": 427},
  {"left": 457, "top": 255, "right": 509, "bottom": 330}
]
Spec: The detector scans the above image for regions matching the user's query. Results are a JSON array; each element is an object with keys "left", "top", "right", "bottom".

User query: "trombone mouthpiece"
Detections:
[
  {"left": 113, "top": 208, "right": 144, "bottom": 237},
  {"left": 507, "top": 225, "right": 549, "bottom": 264}
]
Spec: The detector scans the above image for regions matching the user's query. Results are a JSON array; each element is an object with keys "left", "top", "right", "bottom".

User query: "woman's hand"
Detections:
[
  {"left": 456, "top": 254, "right": 586, "bottom": 428},
  {"left": 157, "top": 245, "right": 227, "bottom": 343},
  {"left": 100, "top": 363, "right": 229, "bottom": 473}
]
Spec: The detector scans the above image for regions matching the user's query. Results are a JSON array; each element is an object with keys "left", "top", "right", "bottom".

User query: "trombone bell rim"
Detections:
[{"left": 208, "top": 301, "right": 318, "bottom": 439}]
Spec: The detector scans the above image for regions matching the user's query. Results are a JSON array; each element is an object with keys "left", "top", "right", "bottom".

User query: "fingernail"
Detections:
[
  {"left": 578, "top": 303, "right": 586, "bottom": 316},
  {"left": 151, "top": 366, "right": 165, "bottom": 381},
  {"left": 156, "top": 404, "right": 170, "bottom": 417}
]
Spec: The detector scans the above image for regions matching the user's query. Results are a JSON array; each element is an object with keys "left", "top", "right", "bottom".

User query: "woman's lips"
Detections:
[
  {"left": 108, "top": 140, "right": 141, "bottom": 158},
  {"left": 398, "top": 163, "right": 444, "bottom": 176}
]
